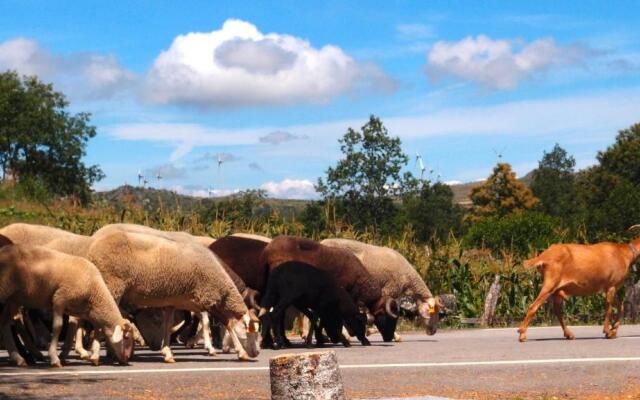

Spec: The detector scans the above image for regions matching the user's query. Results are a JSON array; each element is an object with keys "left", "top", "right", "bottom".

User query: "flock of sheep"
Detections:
[{"left": 0, "top": 223, "right": 443, "bottom": 368}]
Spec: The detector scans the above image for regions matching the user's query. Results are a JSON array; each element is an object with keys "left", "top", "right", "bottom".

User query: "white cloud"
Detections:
[
  {"left": 169, "top": 185, "right": 240, "bottom": 198},
  {"left": 259, "top": 130, "right": 308, "bottom": 145},
  {"left": 145, "top": 163, "right": 186, "bottom": 180},
  {"left": 426, "top": 35, "right": 589, "bottom": 89},
  {"left": 0, "top": 37, "right": 135, "bottom": 99},
  {"left": 396, "top": 23, "right": 434, "bottom": 40},
  {"left": 144, "top": 19, "right": 394, "bottom": 107},
  {"left": 260, "top": 179, "right": 318, "bottom": 199}
]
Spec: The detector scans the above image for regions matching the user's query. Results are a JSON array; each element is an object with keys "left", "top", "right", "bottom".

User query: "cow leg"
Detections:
[
  {"left": 160, "top": 307, "right": 176, "bottom": 363},
  {"left": 551, "top": 292, "right": 574, "bottom": 340},
  {"left": 518, "top": 283, "right": 554, "bottom": 342},
  {"left": 299, "top": 309, "right": 316, "bottom": 348},
  {"left": 1, "top": 304, "right": 27, "bottom": 367},
  {"left": 603, "top": 287, "right": 618, "bottom": 339},
  {"left": 48, "top": 307, "right": 64, "bottom": 367},
  {"left": 200, "top": 312, "right": 216, "bottom": 356},
  {"left": 612, "top": 291, "right": 624, "bottom": 332}
]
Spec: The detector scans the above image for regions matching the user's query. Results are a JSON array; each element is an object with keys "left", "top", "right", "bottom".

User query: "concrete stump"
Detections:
[{"left": 269, "top": 350, "right": 345, "bottom": 400}]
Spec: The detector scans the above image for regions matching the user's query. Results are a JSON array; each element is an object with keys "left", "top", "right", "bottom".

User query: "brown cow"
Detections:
[{"left": 518, "top": 236, "right": 639, "bottom": 342}]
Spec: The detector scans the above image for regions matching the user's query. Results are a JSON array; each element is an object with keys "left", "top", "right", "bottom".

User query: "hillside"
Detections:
[{"left": 94, "top": 185, "right": 309, "bottom": 217}]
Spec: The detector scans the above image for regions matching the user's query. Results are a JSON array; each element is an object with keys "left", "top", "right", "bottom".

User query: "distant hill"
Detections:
[
  {"left": 94, "top": 185, "right": 309, "bottom": 217},
  {"left": 96, "top": 170, "right": 536, "bottom": 212}
]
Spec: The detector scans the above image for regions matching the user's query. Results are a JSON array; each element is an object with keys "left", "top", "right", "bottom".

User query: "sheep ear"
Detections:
[
  {"left": 112, "top": 324, "right": 123, "bottom": 343},
  {"left": 354, "top": 250, "right": 365, "bottom": 262}
]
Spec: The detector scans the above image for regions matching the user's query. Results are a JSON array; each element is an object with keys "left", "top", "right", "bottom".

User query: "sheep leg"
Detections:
[
  {"left": 60, "top": 316, "right": 77, "bottom": 362},
  {"left": 1, "top": 305, "right": 27, "bottom": 367},
  {"left": 88, "top": 330, "right": 101, "bottom": 366},
  {"left": 603, "top": 287, "right": 618, "bottom": 339},
  {"left": 551, "top": 292, "right": 574, "bottom": 340},
  {"left": 160, "top": 307, "right": 176, "bottom": 363},
  {"left": 48, "top": 308, "right": 64, "bottom": 367},
  {"left": 74, "top": 323, "right": 91, "bottom": 360},
  {"left": 200, "top": 312, "right": 216, "bottom": 356},
  {"left": 225, "top": 318, "right": 250, "bottom": 361},
  {"left": 14, "top": 312, "right": 45, "bottom": 361},
  {"left": 518, "top": 283, "right": 554, "bottom": 342},
  {"left": 185, "top": 313, "right": 202, "bottom": 349}
]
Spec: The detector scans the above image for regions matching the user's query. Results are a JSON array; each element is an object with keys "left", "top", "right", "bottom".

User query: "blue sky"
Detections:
[{"left": 1, "top": 1, "right": 639, "bottom": 198}]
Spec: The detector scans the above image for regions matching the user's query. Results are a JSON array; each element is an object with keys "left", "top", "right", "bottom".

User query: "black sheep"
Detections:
[{"left": 259, "top": 261, "right": 368, "bottom": 349}]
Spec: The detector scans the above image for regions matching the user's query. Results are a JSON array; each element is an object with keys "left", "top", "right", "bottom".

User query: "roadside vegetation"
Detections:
[{"left": 2, "top": 70, "right": 640, "bottom": 329}]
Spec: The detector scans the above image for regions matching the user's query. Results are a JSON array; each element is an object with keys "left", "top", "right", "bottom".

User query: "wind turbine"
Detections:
[
  {"left": 217, "top": 154, "right": 224, "bottom": 192},
  {"left": 137, "top": 170, "right": 144, "bottom": 187},
  {"left": 493, "top": 147, "right": 506, "bottom": 162},
  {"left": 415, "top": 153, "right": 426, "bottom": 181}
]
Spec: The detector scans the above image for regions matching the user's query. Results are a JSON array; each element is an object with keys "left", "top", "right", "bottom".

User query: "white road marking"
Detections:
[{"left": 1, "top": 357, "right": 640, "bottom": 377}]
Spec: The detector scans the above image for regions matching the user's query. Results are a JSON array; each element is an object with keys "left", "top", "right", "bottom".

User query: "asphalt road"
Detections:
[{"left": 1, "top": 325, "right": 640, "bottom": 399}]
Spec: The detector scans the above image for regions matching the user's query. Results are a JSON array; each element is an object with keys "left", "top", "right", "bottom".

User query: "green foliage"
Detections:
[
  {"left": 0, "top": 70, "right": 104, "bottom": 204},
  {"left": 316, "top": 115, "right": 415, "bottom": 233},
  {"left": 400, "top": 181, "right": 463, "bottom": 242},
  {"left": 464, "top": 211, "right": 561, "bottom": 257},
  {"left": 467, "top": 163, "right": 539, "bottom": 222},
  {"left": 597, "top": 123, "right": 640, "bottom": 184},
  {"left": 530, "top": 144, "right": 576, "bottom": 220}
]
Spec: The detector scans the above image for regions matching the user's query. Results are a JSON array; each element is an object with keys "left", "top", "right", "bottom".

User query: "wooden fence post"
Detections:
[
  {"left": 480, "top": 275, "right": 501, "bottom": 327},
  {"left": 270, "top": 350, "right": 345, "bottom": 400}
]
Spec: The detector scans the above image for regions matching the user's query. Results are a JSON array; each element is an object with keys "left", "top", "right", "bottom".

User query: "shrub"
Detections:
[{"left": 464, "top": 211, "right": 561, "bottom": 258}]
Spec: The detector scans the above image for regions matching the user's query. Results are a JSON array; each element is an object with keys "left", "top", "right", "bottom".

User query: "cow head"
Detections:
[{"left": 371, "top": 298, "right": 399, "bottom": 342}]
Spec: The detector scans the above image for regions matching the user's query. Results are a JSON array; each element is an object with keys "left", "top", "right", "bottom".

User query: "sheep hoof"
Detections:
[
  {"left": 237, "top": 351, "right": 251, "bottom": 361},
  {"left": 207, "top": 349, "right": 217, "bottom": 356},
  {"left": 565, "top": 332, "right": 575, "bottom": 340},
  {"left": 50, "top": 361, "right": 63, "bottom": 368},
  {"left": 164, "top": 357, "right": 176, "bottom": 364},
  {"left": 605, "top": 331, "right": 617, "bottom": 339},
  {"left": 185, "top": 339, "right": 196, "bottom": 349},
  {"left": 394, "top": 334, "right": 403, "bottom": 342},
  {"left": 14, "top": 357, "right": 28, "bottom": 368},
  {"left": 79, "top": 352, "right": 91, "bottom": 361},
  {"left": 90, "top": 356, "right": 100, "bottom": 367}
]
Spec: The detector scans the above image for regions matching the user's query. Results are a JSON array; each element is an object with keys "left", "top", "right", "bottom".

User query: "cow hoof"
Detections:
[
  {"left": 605, "top": 331, "right": 617, "bottom": 339},
  {"left": 565, "top": 334, "right": 576, "bottom": 340},
  {"left": 360, "top": 338, "right": 371, "bottom": 346},
  {"left": 518, "top": 334, "right": 527, "bottom": 343}
]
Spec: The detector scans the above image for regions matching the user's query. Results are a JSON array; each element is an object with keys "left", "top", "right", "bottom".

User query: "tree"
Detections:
[
  {"left": 530, "top": 144, "right": 576, "bottom": 219},
  {"left": 316, "top": 115, "right": 414, "bottom": 232},
  {"left": 572, "top": 123, "right": 640, "bottom": 239},
  {"left": 401, "top": 181, "right": 463, "bottom": 242},
  {"left": 467, "top": 163, "right": 539, "bottom": 222},
  {"left": 0, "top": 71, "right": 104, "bottom": 204},
  {"left": 597, "top": 123, "right": 640, "bottom": 184}
]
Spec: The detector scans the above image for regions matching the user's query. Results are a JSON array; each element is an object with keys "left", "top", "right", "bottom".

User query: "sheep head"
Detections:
[{"left": 105, "top": 319, "right": 135, "bottom": 364}]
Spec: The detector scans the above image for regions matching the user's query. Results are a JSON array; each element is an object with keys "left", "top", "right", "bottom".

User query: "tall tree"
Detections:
[
  {"left": 401, "top": 181, "right": 463, "bottom": 242},
  {"left": 316, "top": 115, "right": 414, "bottom": 232},
  {"left": 467, "top": 163, "right": 539, "bottom": 222},
  {"left": 0, "top": 71, "right": 104, "bottom": 203},
  {"left": 530, "top": 144, "right": 576, "bottom": 219},
  {"left": 574, "top": 123, "right": 640, "bottom": 238}
]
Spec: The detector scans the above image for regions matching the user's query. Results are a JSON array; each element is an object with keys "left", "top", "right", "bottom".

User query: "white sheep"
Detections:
[
  {"left": 0, "top": 223, "right": 145, "bottom": 363},
  {"left": 87, "top": 228, "right": 259, "bottom": 362},
  {"left": 93, "top": 224, "right": 259, "bottom": 357},
  {"left": 0, "top": 241, "right": 133, "bottom": 367},
  {"left": 321, "top": 238, "right": 443, "bottom": 338}
]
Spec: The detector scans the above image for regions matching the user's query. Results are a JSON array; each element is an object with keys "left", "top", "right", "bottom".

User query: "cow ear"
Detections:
[
  {"left": 0, "top": 234, "right": 13, "bottom": 248},
  {"left": 112, "top": 324, "right": 123, "bottom": 343}
]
